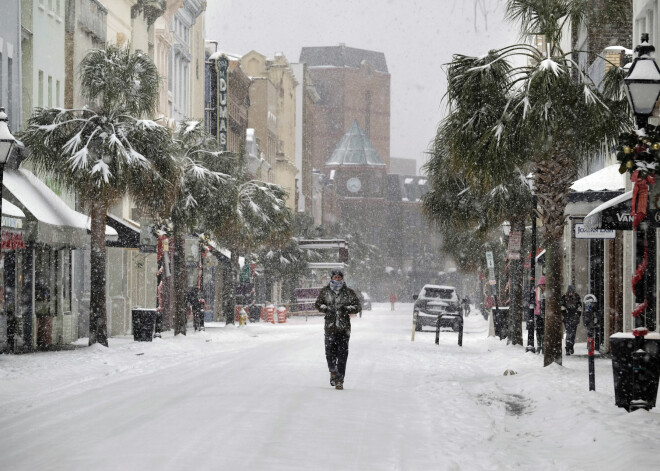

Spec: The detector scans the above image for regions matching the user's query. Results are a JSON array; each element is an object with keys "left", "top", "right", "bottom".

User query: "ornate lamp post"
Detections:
[
  {"left": 623, "top": 33, "right": 660, "bottom": 330},
  {"left": 610, "top": 34, "right": 660, "bottom": 412}
]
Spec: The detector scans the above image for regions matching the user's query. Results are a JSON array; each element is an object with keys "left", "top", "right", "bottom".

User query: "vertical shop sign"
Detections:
[{"left": 216, "top": 55, "right": 229, "bottom": 152}]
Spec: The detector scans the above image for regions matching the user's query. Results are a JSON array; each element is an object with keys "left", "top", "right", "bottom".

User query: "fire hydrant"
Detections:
[{"left": 239, "top": 307, "right": 248, "bottom": 326}]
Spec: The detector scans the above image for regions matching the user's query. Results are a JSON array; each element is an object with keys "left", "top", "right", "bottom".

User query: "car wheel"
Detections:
[{"left": 415, "top": 320, "right": 422, "bottom": 332}]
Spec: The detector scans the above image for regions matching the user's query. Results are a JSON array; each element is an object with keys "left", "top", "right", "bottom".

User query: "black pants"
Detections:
[
  {"left": 535, "top": 316, "right": 545, "bottom": 352},
  {"left": 564, "top": 314, "right": 580, "bottom": 350},
  {"left": 325, "top": 331, "right": 350, "bottom": 382},
  {"left": 193, "top": 309, "right": 204, "bottom": 330}
]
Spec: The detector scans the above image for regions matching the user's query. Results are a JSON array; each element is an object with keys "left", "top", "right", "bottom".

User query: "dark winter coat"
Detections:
[
  {"left": 315, "top": 284, "right": 361, "bottom": 333},
  {"left": 561, "top": 291, "right": 582, "bottom": 320}
]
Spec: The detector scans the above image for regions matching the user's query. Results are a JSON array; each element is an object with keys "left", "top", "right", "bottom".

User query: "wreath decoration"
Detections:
[{"left": 615, "top": 127, "right": 660, "bottom": 178}]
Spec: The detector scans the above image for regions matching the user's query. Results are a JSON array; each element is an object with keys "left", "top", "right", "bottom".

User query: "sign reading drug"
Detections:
[
  {"left": 574, "top": 223, "right": 616, "bottom": 239},
  {"left": 216, "top": 55, "right": 229, "bottom": 152}
]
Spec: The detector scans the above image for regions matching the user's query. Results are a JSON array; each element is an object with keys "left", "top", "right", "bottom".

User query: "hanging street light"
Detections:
[
  {"left": 624, "top": 33, "right": 660, "bottom": 130},
  {"left": 0, "top": 108, "right": 16, "bottom": 165},
  {"left": 0, "top": 108, "right": 17, "bottom": 229}
]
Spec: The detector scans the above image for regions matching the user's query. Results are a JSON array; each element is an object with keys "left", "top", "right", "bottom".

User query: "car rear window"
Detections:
[{"left": 424, "top": 288, "right": 454, "bottom": 299}]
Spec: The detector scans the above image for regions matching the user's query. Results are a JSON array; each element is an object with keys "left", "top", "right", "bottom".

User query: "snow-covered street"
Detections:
[{"left": 1, "top": 303, "right": 658, "bottom": 471}]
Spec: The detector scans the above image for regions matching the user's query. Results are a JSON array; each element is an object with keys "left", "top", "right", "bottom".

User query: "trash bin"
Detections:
[
  {"left": 493, "top": 307, "right": 509, "bottom": 340},
  {"left": 610, "top": 332, "right": 660, "bottom": 411},
  {"left": 248, "top": 304, "right": 262, "bottom": 323},
  {"left": 132, "top": 308, "right": 157, "bottom": 342}
]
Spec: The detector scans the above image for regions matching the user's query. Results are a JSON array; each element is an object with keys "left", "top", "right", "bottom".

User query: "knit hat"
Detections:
[
  {"left": 567, "top": 285, "right": 575, "bottom": 293},
  {"left": 538, "top": 275, "right": 546, "bottom": 286},
  {"left": 330, "top": 269, "right": 344, "bottom": 279}
]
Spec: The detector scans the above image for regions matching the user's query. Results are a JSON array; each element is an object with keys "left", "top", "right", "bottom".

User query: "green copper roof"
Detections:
[{"left": 325, "top": 120, "right": 386, "bottom": 167}]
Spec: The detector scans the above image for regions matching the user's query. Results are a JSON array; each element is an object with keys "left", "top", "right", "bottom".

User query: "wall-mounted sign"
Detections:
[
  {"left": 1, "top": 216, "right": 23, "bottom": 229},
  {"left": 1, "top": 230, "right": 26, "bottom": 250},
  {"left": 485, "top": 251, "right": 494, "bottom": 269},
  {"left": 216, "top": 55, "right": 229, "bottom": 152},
  {"left": 574, "top": 223, "right": 616, "bottom": 239},
  {"left": 139, "top": 216, "right": 157, "bottom": 253}
]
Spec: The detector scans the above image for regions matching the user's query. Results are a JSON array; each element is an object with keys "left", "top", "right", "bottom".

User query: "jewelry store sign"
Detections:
[{"left": 574, "top": 223, "right": 616, "bottom": 239}]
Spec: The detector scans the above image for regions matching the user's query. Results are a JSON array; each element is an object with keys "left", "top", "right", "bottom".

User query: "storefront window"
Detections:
[
  {"left": 61, "top": 249, "right": 71, "bottom": 313},
  {"left": 35, "top": 246, "right": 56, "bottom": 317}
]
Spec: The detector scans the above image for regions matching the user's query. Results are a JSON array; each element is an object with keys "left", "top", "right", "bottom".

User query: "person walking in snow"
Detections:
[
  {"left": 535, "top": 276, "right": 546, "bottom": 353},
  {"left": 186, "top": 287, "right": 205, "bottom": 331},
  {"left": 315, "top": 269, "right": 361, "bottom": 390},
  {"left": 389, "top": 292, "right": 397, "bottom": 311},
  {"left": 561, "top": 285, "right": 582, "bottom": 356}
]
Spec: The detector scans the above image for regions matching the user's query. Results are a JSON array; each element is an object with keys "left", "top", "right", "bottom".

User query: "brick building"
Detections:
[{"left": 299, "top": 44, "right": 391, "bottom": 171}]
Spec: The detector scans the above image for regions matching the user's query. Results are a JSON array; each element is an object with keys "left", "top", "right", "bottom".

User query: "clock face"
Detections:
[{"left": 346, "top": 177, "right": 362, "bottom": 193}]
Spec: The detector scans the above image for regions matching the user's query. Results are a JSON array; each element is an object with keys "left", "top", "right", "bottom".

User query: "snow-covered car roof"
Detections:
[
  {"left": 420, "top": 284, "right": 455, "bottom": 291},
  {"left": 418, "top": 285, "right": 458, "bottom": 301}
]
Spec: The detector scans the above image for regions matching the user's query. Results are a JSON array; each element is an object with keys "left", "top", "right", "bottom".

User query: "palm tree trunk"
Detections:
[
  {"left": 225, "top": 247, "right": 238, "bottom": 325},
  {"left": 172, "top": 227, "right": 187, "bottom": 335},
  {"left": 88, "top": 200, "right": 108, "bottom": 347},
  {"left": 544, "top": 237, "right": 564, "bottom": 365},
  {"left": 535, "top": 151, "right": 575, "bottom": 366},
  {"left": 507, "top": 218, "right": 526, "bottom": 345}
]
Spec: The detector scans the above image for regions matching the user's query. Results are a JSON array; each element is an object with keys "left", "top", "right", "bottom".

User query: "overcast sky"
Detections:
[{"left": 206, "top": 0, "right": 519, "bottom": 174}]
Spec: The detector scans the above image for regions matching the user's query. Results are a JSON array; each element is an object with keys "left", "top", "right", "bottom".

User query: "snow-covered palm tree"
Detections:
[
  {"left": 168, "top": 120, "right": 234, "bottom": 335},
  {"left": 209, "top": 163, "right": 291, "bottom": 324},
  {"left": 436, "top": 0, "right": 631, "bottom": 365},
  {"left": 21, "top": 45, "right": 177, "bottom": 346},
  {"left": 423, "top": 136, "right": 532, "bottom": 345}
]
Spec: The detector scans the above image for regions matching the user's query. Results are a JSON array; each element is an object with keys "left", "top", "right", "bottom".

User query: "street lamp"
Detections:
[
  {"left": 623, "top": 34, "right": 660, "bottom": 330},
  {"left": 0, "top": 107, "right": 16, "bottom": 221},
  {"left": 612, "top": 34, "right": 660, "bottom": 412},
  {"left": 526, "top": 173, "right": 537, "bottom": 353},
  {"left": 624, "top": 33, "right": 660, "bottom": 131}
]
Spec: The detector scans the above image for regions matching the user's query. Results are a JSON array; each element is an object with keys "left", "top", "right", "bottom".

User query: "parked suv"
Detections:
[{"left": 413, "top": 284, "right": 462, "bottom": 332}]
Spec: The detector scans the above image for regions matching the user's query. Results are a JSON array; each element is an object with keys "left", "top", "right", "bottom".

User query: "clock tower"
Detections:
[{"left": 323, "top": 120, "right": 388, "bottom": 240}]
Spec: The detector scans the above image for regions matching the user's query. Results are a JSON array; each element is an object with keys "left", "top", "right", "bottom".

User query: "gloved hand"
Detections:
[{"left": 319, "top": 304, "right": 328, "bottom": 313}]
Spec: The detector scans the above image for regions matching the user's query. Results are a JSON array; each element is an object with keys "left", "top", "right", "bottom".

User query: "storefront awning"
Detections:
[
  {"left": 584, "top": 191, "right": 633, "bottom": 231},
  {"left": 566, "top": 164, "right": 626, "bottom": 216},
  {"left": 3, "top": 168, "right": 117, "bottom": 248},
  {"left": 2, "top": 199, "right": 25, "bottom": 219},
  {"left": 106, "top": 214, "right": 140, "bottom": 248}
]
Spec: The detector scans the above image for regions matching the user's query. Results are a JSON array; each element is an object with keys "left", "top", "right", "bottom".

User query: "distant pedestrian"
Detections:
[
  {"left": 535, "top": 276, "right": 546, "bottom": 353},
  {"left": 461, "top": 296, "right": 471, "bottom": 316},
  {"left": 561, "top": 285, "right": 582, "bottom": 355},
  {"left": 186, "top": 287, "right": 205, "bottom": 331},
  {"left": 315, "top": 269, "right": 361, "bottom": 390},
  {"left": 389, "top": 292, "right": 397, "bottom": 311}
]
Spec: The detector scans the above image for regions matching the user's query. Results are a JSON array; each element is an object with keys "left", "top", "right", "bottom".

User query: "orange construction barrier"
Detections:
[
  {"left": 277, "top": 306, "right": 287, "bottom": 323},
  {"left": 265, "top": 303, "right": 275, "bottom": 324}
]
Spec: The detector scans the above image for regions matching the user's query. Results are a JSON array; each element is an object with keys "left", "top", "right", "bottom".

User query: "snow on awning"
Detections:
[
  {"left": 584, "top": 191, "right": 633, "bottom": 231},
  {"left": 308, "top": 262, "right": 346, "bottom": 270},
  {"left": 106, "top": 213, "right": 140, "bottom": 249},
  {"left": 3, "top": 168, "right": 117, "bottom": 248},
  {"left": 570, "top": 164, "right": 626, "bottom": 193},
  {"left": 566, "top": 164, "right": 627, "bottom": 215},
  {"left": 536, "top": 249, "right": 545, "bottom": 263},
  {"left": 2, "top": 199, "right": 25, "bottom": 219}
]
